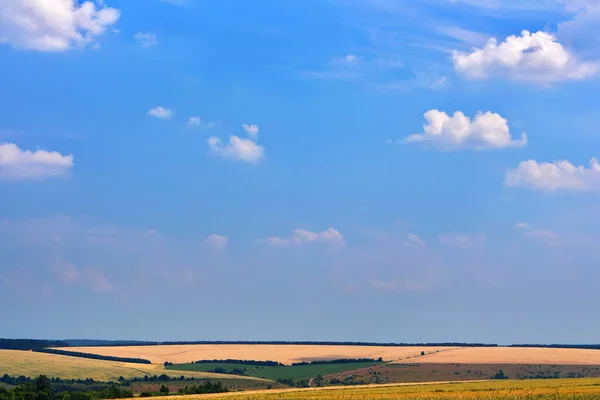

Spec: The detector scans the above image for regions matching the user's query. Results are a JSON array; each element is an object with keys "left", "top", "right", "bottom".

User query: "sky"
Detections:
[{"left": 1, "top": 0, "right": 600, "bottom": 344}]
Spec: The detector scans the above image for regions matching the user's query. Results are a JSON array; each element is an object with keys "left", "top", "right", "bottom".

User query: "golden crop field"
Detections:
[
  {"left": 0, "top": 350, "right": 266, "bottom": 381},
  {"left": 408, "top": 347, "right": 600, "bottom": 365},
  {"left": 167, "top": 378, "right": 600, "bottom": 400},
  {"left": 57, "top": 345, "right": 458, "bottom": 364}
]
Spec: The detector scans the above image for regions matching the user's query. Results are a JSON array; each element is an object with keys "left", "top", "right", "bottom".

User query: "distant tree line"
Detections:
[
  {"left": 509, "top": 344, "right": 600, "bottom": 350},
  {"left": 190, "top": 359, "right": 283, "bottom": 367},
  {"left": 291, "top": 358, "right": 382, "bottom": 366},
  {"left": 0, "top": 339, "right": 69, "bottom": 351},
  {"left": 33, "top": 349, "right": 151, "bottom": 364},
  {"left": 1, "top": 375, "right": 101, "bottom": 387},
  {"left": 61, "top": 340, "right": 500, "bottom": 348},
  {"left": 139, "top": 381, "right": 227, "bottom": 397},
  {"left": 275, "top": 378, "right": 310, "bottom": 388}
]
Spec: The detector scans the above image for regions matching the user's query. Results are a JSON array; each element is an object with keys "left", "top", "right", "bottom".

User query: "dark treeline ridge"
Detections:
[
  {"left": 291, "top": 358, "right": 381, "bottom": 366},
  {"left": 189, "top": 359, "right": 284, "bottom": 367},
  {"left": 33, "top": 349, "right": 151, "bottom": 364},
  {"left": 509, "top": 344, "right": 600, "bottom": 350},
  {"left": 0, "top": 375, "right": 227, "bottom": 400},
  {"left": 0, "top": 375, "right": 132, "bottom": 400},
  {"left": 0, "top": 339, "right": 69, "bottom": 350},
  {"left": 64, "top": 340, "right": 500, "bottom": 348}
]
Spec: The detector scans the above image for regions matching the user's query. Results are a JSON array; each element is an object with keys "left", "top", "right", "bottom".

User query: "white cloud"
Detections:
[
  {"left": 83, "top": 267, "right": 114, "bottom": 292},
  {"left": 188, "top": 117, "right": 201, "bottom": 126},
  {"left": 526, "top": 229, "right": 561, "bottom": 246},
  {"left": 134, "top": 32, "right": 158, "bottom": 47},
  {"left": 148, "top": 106, "right": 172, "bottom": 119},
  {"left": 188, "top": 117, "right": 217, "bottom": 128},
  {"left": 207, "top": 136, "right": 264, "bottom": 163},
  {"left": 266, "top": 228, "right": 345, "bottom": 247},
  {"left": 54, "top": 262, "right": 114, "bottom": 292},
  {"left": 205, "top": 234, "right": 228, "bottom": 250},
  {"left": 505, "top": 158, "right": 600, "bottom": 192},
  {"left": 405, "top": 233, "right": 427, "bottom": 248},
  {"left": 404, "top": 109, "right": 526, "bottom": 150},
  {"left": 516, "top": 222, "right": 530, "bottom": 229},
  {"left": 439, "top": 233, "right": 486, "bottom": 247},
  {"left": 333, "top": 54, "right": 362, "bottom": 65},
  {"left": 0, "top": 143, "right": 74, "bottom": 180},
  {"left": 0, "top": 0, "right": 120, "bottom": 52},
  {"left": 242, "top": 124, "right": 259, "bottom": 139},
  {"left": 452, "top": 30, "right": 598, "bottom": 82}
]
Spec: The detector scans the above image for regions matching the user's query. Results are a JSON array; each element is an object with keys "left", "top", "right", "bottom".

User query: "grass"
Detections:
[
  {"left": 0, "top": 350, "right": 267, "bottom": 382},
  {"left": 166, "top": 378, "right": 600, "bottom": 399},
  {"left": 167, "top": 362, "right": 383, "bottom": 381}
]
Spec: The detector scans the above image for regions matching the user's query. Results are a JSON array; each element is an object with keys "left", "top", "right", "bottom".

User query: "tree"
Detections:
[
  {"left": 314, "top": 375, "right": 324, "bottom": 387},
  {"left": 159, "top": 385, "right": 169, "bottom": 394},
  {"left": 420, "top": 351, "right": 425, "bottom": 356}
]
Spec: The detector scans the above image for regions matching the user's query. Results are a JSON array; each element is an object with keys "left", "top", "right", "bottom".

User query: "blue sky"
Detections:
[{"left": 2, "top": 0, "right": 600, "bottom": 344}]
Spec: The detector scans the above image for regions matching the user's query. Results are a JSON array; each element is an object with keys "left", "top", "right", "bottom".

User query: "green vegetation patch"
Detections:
[{"left": 167, "top": 361, "right": 383, "bottom": 381}]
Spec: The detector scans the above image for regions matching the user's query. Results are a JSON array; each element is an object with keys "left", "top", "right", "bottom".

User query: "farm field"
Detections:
[
  {"left": 56, "top": 345, "right": 458, "bottom": 364},
  {"left": 408, "top": 347, "right": 600, "bottom": 365},
  {"left": 167, "top": 361, "right": 383, "bottom": 381},
  {"left": 166, "top": 378, "right": 600, "bottom": 399},
  {"left": 0, "top": 350, "right": 267, "bottom": 382},
  {"left": 324, "top": 363, "right": 600, "bottom": 385}
]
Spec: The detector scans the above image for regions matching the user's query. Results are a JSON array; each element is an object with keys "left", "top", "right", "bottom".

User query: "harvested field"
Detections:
[
  {"left": 0, "top": 350, "right": 266, "bottom": 381},
  {"left": 408, "top": 347, "right": 600, "bottom": 365},
  {"left": 58, "top": 345, "right": 457, "bottom": 365}
]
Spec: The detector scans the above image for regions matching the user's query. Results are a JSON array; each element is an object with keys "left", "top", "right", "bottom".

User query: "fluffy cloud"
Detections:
[
  {"left": 208, "top": 125, "right": 264, "bottom": 163},
  {"left": 0, "top": 143, "right": 74, "bottom": 180},
  {"left": 266, "top": 228, "right": 345, "bottom": 246},
  {"left": 134, "top": 32, "right": 158, "bottom": 47},
  {"left": 205, "top": 234, "right": 228, "bottom": 250},
  {"left": 405, "top": 233, "right": 426, "bottom": 248},
  {"left": 148, "top": 106, "right": 172, "bottom": 119},
  {"left": 55, "top": 262, "right": 114, "bottom": 292},
  {"left": 452, "top": 30, "right": 598, "bottom": 82},
  {"left": 0, "top": 0, "right": 120, "bottom": 51},
  {"left": 505, "top": 158, "right": 600, "bottom": 192},
  {"left": 208, "top": 136, "right": 264, "bottom": 163},
  {"left": 188, "top": 117, "right": 201, "bottom": 126},
  {"left": 242, "top": 124, "right": 259, "bottom": 139},
  {"left": 404, "top": 110, "right": 526, "bottom": 150},
  {"left": 188, "top": 117, "right": 217, "bottom": 128}
]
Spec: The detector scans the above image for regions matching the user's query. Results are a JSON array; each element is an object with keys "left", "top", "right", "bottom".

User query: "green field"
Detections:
[
  {"left": 167, "top": 362, "right": 383, "bottom": 381},
  {"left": 167, "top": 378, "right": 600, "bottom": 399}
]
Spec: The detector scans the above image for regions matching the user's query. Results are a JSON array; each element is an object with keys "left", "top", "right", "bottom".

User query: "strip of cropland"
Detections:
[
  {"left": 165, "top": 378, "right": 600, "bottom": 399},
  {"left": 56, "top": 345, "right": 458, "bottom": 364},
  {"left": 403, "top": 346, "right": 600, "bottom": 365},
  {"left": 166, "top": 360, "right": 384, "bottom": 381},
  {"left": 0, "top": 350, "right": 269, "bottom": 382}
]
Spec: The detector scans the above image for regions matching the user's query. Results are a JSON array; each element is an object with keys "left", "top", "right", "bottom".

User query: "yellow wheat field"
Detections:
[
  {"left": 406, "top": 347, "right": 600, "bottom": 365},
  {"left": 57, "top": 345, "right": 458, "bottom": 365},
  {"left": 0, "top": 350, "right": 265, "bottom": 381},
  {"left": 166, "top": 378, "right": 600, "bottom": 400}
]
